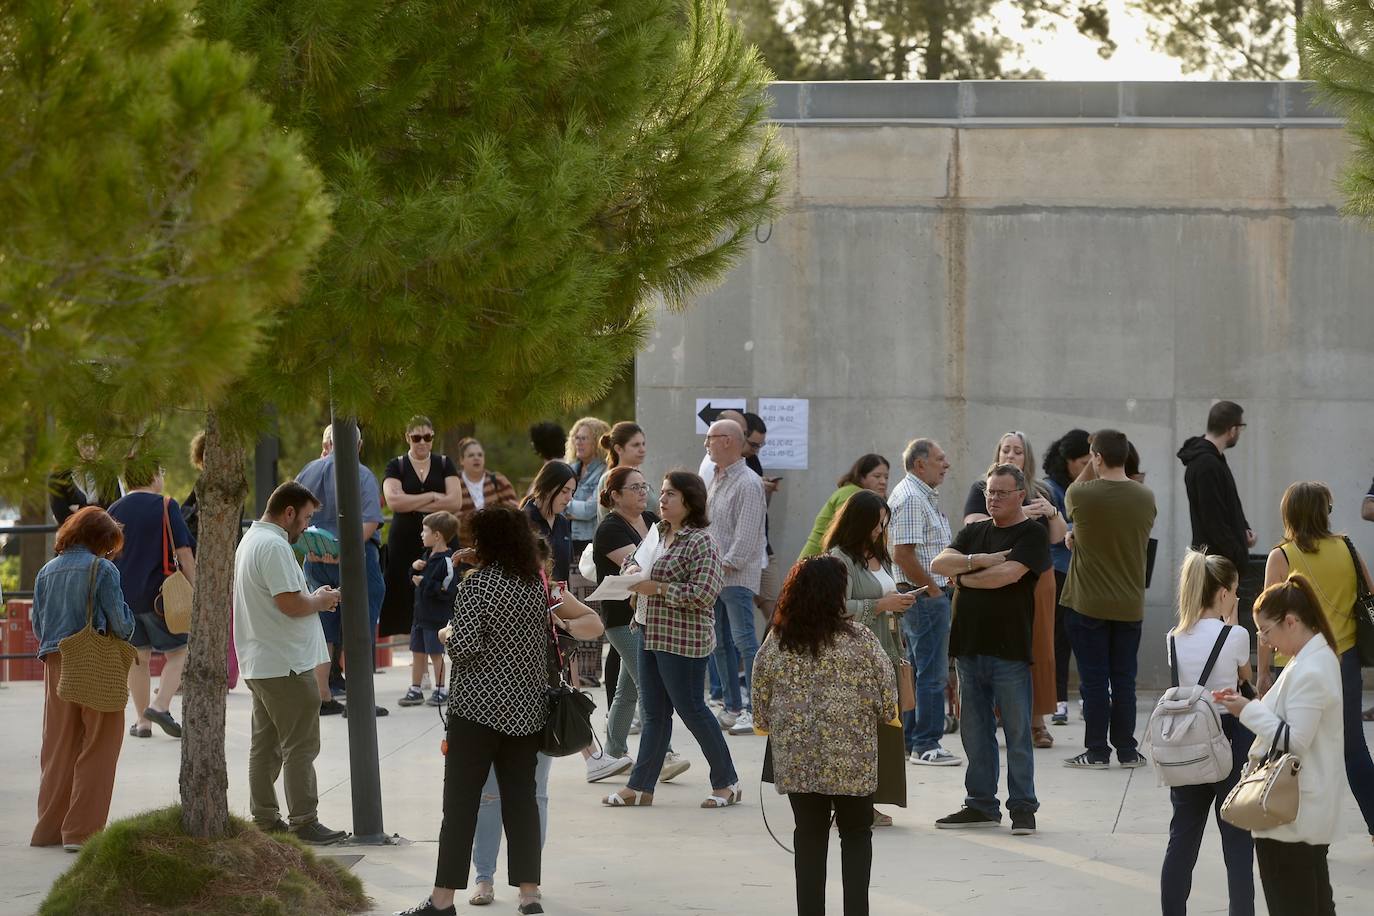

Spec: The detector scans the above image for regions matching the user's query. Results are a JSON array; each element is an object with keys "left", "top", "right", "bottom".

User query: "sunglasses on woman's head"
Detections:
[{"left": 410, "top": 433, "right": 434, "bottom": 443}]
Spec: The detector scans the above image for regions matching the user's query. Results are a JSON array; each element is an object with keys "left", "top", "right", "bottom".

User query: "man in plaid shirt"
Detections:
[
  {"left": 888, "top": 438, "right": 961, "bottom": 766},
  {"left": 703, "top": 419, "right": 767, "bottom": 736}
]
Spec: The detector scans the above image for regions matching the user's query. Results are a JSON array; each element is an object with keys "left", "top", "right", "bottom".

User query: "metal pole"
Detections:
[{"left": 329, "top": 413, "right": 386, "bottom": 841}]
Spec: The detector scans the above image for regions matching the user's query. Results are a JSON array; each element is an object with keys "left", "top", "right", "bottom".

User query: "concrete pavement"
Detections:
[{"left": 3, "top": 659, "right": 1372, "bottom": 915}]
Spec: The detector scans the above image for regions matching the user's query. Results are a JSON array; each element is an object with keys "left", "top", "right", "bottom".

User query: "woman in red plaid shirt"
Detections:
[{"left": 602, "top": 470, "right": 741, "bottom": 808}]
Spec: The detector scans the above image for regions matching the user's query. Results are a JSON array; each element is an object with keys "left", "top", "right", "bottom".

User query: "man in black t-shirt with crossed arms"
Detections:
[{"left": 930, "top": 464, "right": 1052, "bottom": 837}]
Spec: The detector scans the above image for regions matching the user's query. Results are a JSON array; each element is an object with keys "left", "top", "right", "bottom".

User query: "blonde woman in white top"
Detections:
[
  {"left": 1159, "top": 550, "right": 1255, "bottom": 916},
  {"left": 1215, "top": 575, "right": 1343, "bottom": 916}
]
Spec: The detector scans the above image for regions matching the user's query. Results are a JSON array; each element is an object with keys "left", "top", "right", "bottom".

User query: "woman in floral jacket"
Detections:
[{"left": 752, "top": 554, "right": 897, "bottom": 916}]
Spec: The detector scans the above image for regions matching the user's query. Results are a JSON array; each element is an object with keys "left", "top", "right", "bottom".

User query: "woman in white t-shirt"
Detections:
[{"left": 1159, "top": 550, "right": 1255, "bottom": 916}]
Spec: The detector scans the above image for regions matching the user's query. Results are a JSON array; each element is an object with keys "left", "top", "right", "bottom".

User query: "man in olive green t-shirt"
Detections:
[{"left": 1061, "top": 430, "right": 1157, "bottom": 769}]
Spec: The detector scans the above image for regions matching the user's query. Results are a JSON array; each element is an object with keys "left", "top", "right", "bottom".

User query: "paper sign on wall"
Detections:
[
  {"left": 694, "top": 398, "right": 747, "bottom": 434},
  {"left": 758, "top": 398, "right": 809, "bottom": 470}
]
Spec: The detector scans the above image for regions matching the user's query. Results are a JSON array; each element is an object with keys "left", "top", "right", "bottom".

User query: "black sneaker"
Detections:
[
  {"left": 394, "top": 897, "right": 457, "bottom": 916},
  {"left": 934, "top": 807, "right": 1001, "bottom": 829},
  {"left": 1050, "top": 711, "right": 1068, "bottom": 726},
  {"left": 256, "top": 818, "right": 291, "bottom": 834},
  {"left": 1063, "top": 752, "right": 1110, "bottom": 770},
  {"left": 1119, "top": 752, "right": 1148, "bottom": 769},
  {"left": 516, "top": 899, "right": 544, "bottom": 915},
  {"left": 290, "top": 821, "right": 347, "bottom": 845},
  {"left": 1010, "top": 811, "right": 1036, "bottom": 835},
  {"left": 319, "top": 700, "right": 345, "bottom": 716},
  {"left": 342, "top": 705, "right": 389, "bottom": 719},
  {"left": 398, "top": 687, "right": 425, "bottom": 707},
  {"left": 143, "top": 707, "right": 182, "bottom": 738}
]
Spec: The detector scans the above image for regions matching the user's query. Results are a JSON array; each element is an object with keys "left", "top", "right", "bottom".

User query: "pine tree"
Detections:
[
  {"left": 1135, "top": 0, "right": 1303, "bottom": 79},
  {"left": 1301, "top": 2, "right": 1374, "bottom": 221},
  {"left": 0, "top": 0, "right": 330, "bottom": 841}
]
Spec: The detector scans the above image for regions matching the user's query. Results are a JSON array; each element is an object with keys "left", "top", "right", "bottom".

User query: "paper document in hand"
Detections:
[{"left": 588, "top": 572, "right": 648, "bottom": 602}]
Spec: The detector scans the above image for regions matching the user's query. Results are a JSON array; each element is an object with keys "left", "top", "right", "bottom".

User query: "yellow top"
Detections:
[{"left": 1275, "top": 537, "right": 1358, "bottom": 663}]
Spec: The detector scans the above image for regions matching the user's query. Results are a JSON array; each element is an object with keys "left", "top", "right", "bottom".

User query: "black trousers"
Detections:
[
  {"left": 1254, "top": 837, "right": 1335, "bottom": 916},
  {"left": 788, "top": 792, "right": 874, "bottom": 916},
  {"left": 1053, "top": 569, "right": 1072, "bottom": 703},
  {"left": 436, "top": 716, "right": 541, "bottom": 889}
]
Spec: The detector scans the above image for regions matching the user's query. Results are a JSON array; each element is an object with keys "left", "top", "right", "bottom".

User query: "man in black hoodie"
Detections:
[{"left": 1177, "top": 400, "right": 1255, "bottom": 572}]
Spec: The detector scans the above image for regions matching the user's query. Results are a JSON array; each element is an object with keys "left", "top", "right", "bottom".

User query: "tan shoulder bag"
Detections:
[{"left": 157, "top": 496, "right": 194, "bottom": 634}]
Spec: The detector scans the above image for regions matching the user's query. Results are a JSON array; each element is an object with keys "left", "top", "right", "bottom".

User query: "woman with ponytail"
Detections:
[
  {"left": 1159, "top": 551, "right": 1254, "bottom": 916},
  {"left": 1215, "top": 575, "right": 1344, "bottom": 916}
]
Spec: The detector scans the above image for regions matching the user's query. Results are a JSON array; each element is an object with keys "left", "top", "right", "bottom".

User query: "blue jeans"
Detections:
[
  {"left": 1339, "top": 647, "right": 1374, "bottom": 834},
  {"left": 1065, "top": 610, "right": 1142, "bottom": 762},
  {"left": 956, "top": 655, "right": 1037, "bottom": 819},
  {"left": 706, "top": 645, "right": 739, "bottom": 701},
  {"left": 711, "top": 586, "right": 758, "bottom": 713},
  {"left": 472, "top": 753, "right": 552, "bottom": 886},
  {"left": 628, "top": 649, "right": 738, "bottom": 793},
  {"left": 1161, "top": 714, "right": 1255, "bottom": 916},
  {"left": 900, "top": 591, "right": 952, "bottom": 754}
]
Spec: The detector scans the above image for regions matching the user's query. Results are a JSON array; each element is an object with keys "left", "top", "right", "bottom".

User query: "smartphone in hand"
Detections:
[{"left": 896, "top": 583, "right": 931, "bottom": 595}]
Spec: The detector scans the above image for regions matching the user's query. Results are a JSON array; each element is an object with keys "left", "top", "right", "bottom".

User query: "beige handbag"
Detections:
[
  {"left": 57, "top": 561, "right": 139, "bottom": 712},
  {"left": 889, "top": 614, "right": 916, "bottom": 713},
  {"left": 157, "top": 496, "right": 193, "bottom": 634},
  {"left": 1220, "top": 722, "right": 1301, "bottom": 831}
]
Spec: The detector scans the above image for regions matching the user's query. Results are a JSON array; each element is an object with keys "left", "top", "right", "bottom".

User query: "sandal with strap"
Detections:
[
  {"left": 701, "top": 784, "right": 742, "bottom": 808},
  {"left": 468, "top": 880, "right": 494, "bottom": 906},
  {"left": 602, "top": 789, "right": 652, "bottom": 807},
  {"left": 1032, "top": 726, "right": 1054, "bottom": 749}
]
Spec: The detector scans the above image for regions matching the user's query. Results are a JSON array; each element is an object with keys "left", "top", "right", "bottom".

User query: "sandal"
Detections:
[
  {"left": 1032, "top": 726, "right": 1054, "bottom": 749},
  {"left": 701, "top": 784, "right": 742, "bottom": 808},
  {"left": 468, "top": 880, "right": 494, "bottom": 906},
  {"left": 128, "top": 724, "right": 152, "bottom": 739},
  {"left": 602, "top": 789, "right": 652, "bottom": 807}
]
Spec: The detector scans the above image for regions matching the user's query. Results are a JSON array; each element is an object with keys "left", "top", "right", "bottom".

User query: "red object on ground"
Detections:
[
  {"left": 148, "top": 653, "right": 166, "bottom": 677},
  {"left": 336, "top": 626, "right": 393, "bottom": 671},
  {"left": 2, "top": 600, "right": 45, "bottom": 681}
]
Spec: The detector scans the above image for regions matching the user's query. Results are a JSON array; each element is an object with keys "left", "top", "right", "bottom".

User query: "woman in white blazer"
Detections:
[{"left": 1216, "top": 575, "right": 1343, "bottom": 916}]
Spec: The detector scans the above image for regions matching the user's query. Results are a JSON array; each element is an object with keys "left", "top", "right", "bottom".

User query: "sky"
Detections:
[{"left": 994, "top": 0, "right": 1189, "bottom": 80}]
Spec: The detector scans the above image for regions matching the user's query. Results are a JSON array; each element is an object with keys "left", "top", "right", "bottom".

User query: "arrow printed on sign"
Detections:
[{"left": 697, "top": 402, "right": 726, "bottom": 426}]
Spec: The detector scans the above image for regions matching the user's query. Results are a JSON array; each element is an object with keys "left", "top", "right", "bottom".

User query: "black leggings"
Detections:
[
  {"left": 1053, "top": 569, "right": 1071, "bottom": 703},
  {"left": 1254, "top": 838, "right": 1334, "bottom": 916},
  {"left": 788, "top": 792, "right": 873, "bottom": 916},
  {"left": 435, "top": 717, "right": 541, "bottom": 889}
]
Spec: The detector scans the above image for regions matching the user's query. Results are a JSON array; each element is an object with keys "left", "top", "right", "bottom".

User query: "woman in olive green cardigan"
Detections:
[
  {"left": 800, "top": 454, "right": 890, "bottom": 558},
  {"left": 824, "top": 489, "right": 915, "bottom": 826}
]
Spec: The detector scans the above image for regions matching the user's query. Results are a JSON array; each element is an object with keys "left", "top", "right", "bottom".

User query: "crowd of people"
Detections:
[{"left": 23, "top": 399, "right": 1374, "bottom": 916}]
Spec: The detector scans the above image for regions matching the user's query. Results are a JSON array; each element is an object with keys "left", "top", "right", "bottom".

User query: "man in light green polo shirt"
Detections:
[{"left": 233, "top": 481, "right": 345, "bottom": 844}]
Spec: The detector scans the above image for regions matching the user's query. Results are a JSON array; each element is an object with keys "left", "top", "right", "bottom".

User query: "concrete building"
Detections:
[{"left": 635, "top": 81, "right": 1374, "bottom": 685}]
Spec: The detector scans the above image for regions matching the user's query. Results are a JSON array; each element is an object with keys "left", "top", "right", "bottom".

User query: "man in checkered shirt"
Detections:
[{"left": 888, "top": 438, "right": 960, "bottom": 766}]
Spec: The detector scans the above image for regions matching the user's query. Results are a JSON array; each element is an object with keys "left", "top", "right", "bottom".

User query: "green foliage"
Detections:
[
  {"left": 0, "top": 0, "right": 330, "bottom": 500},
  {"left": 39, "top": 806, "right": 368, "bottom": 915},
  {"left": 1301, "top": 2, "right": 1374, "bottom": 221},
  {"left": 198, "top": 0, "right": 784, "bottom": 435},
  {"left": 1133, "top": 0, "right": 1301, "bottom": 79},
  {"left": 729, "top": 0, "right": 1115, "bottom": 80}
]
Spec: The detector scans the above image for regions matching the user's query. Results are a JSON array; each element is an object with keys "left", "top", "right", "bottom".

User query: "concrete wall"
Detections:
[{"left": 634, "top": 82, "right": 1374, "bottom": 685}]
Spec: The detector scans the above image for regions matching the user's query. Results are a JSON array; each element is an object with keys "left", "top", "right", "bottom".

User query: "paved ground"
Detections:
[{"left": 3, "top": 660, "right": 1373, "bottom": 915}]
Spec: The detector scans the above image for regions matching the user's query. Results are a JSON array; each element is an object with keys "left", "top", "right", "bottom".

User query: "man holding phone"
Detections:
[
  {"left": 233, "top": 481, "right": 347, "bottom": 845},
  {"left": 888, "top": 438, "right": 959, "bottom": 765}
]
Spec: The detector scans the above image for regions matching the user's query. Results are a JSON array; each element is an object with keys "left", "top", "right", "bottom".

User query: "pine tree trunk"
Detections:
[
  {"left": 924, "top": 0, "right": 946, "bottom": 80},
  {"left": 179, "top": 410, "right": 245, "bottom": 839}
]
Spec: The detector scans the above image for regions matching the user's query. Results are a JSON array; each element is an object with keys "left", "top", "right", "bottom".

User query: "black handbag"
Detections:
[
  {"left": 1341, "top": 536, "right": 1374, "bottom": 666},
  {"left": 539, "top": 612, "right": 596, "bottom": 757}
]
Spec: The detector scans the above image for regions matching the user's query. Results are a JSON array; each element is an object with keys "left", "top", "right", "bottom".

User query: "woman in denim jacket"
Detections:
[{"left": 30, "top": 507, "right": 135, "bottom": 851}]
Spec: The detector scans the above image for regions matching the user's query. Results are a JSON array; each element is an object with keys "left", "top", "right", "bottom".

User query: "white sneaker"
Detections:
[
  {"left": 585, "top": 751, "right": 634, "bottom": 783},
  {"left": 716, "top": 708, "right": 739, "bottom": 730},
  {"left": 706, "top": 697, "right": 724, "bottom": 710},
  {"left": 727, "top": 711, "right": 756, "bottom": 735},
  {"left": 661, "top": 751, "right": 691, "bottom": 782},
  {"left": 911, "top": 747, "right": 963, "bottom": 767}
]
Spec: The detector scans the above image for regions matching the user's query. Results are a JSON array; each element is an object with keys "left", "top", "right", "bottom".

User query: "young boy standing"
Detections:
[{"left": 399, "top": 511, "right": 460, "bottom": 707}]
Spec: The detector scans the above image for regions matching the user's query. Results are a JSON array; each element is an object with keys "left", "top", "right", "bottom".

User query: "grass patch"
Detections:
[{"left": 40, "top": 806, "right": 370, "bottom": 915}]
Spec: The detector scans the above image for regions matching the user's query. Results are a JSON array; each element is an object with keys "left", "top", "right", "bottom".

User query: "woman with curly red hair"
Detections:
[{"left": 30, "top": 507, "right": 135, "bottom": 851}]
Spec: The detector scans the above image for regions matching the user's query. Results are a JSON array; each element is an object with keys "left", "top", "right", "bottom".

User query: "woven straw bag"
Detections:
[
  {"left": 57, "top": 561, "right": 139, "bottom": 713},
  {"left": 157, "top": 496, "right": 193, "bottom": 634}
]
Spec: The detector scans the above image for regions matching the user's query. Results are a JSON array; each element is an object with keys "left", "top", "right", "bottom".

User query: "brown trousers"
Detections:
[{"left": 32, "top": 653, "right": 125, "bottom": 846}]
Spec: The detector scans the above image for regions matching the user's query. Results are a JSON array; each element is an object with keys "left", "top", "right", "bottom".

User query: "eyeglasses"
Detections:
[
  {"left": 1256, "top": 619, "right": 1281, "bottom": 641},
  {"left": 409, "top": 433, "right": 434, "bottom": 443},
  {"left": 704, "top": 435, "right": 730, "bottom": 442},
  {"left": 985, "top": 488, "right": 1023, "bottom": 499},
  {"left": 747, "top": 438, "right": 766, "bottom": 449},
  {"left": 620, "top": 484, "right": 650, "bottom": 494}
]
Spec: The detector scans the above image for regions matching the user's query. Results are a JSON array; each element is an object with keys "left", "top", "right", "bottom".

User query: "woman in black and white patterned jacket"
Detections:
[{"left": 399, "top": 506, "right": 550, "bottom": 916}]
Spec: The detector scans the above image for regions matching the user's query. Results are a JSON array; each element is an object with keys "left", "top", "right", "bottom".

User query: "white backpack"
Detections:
[{"left": 1143, "top": 625, "right": 1235, "bottom": 787}]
